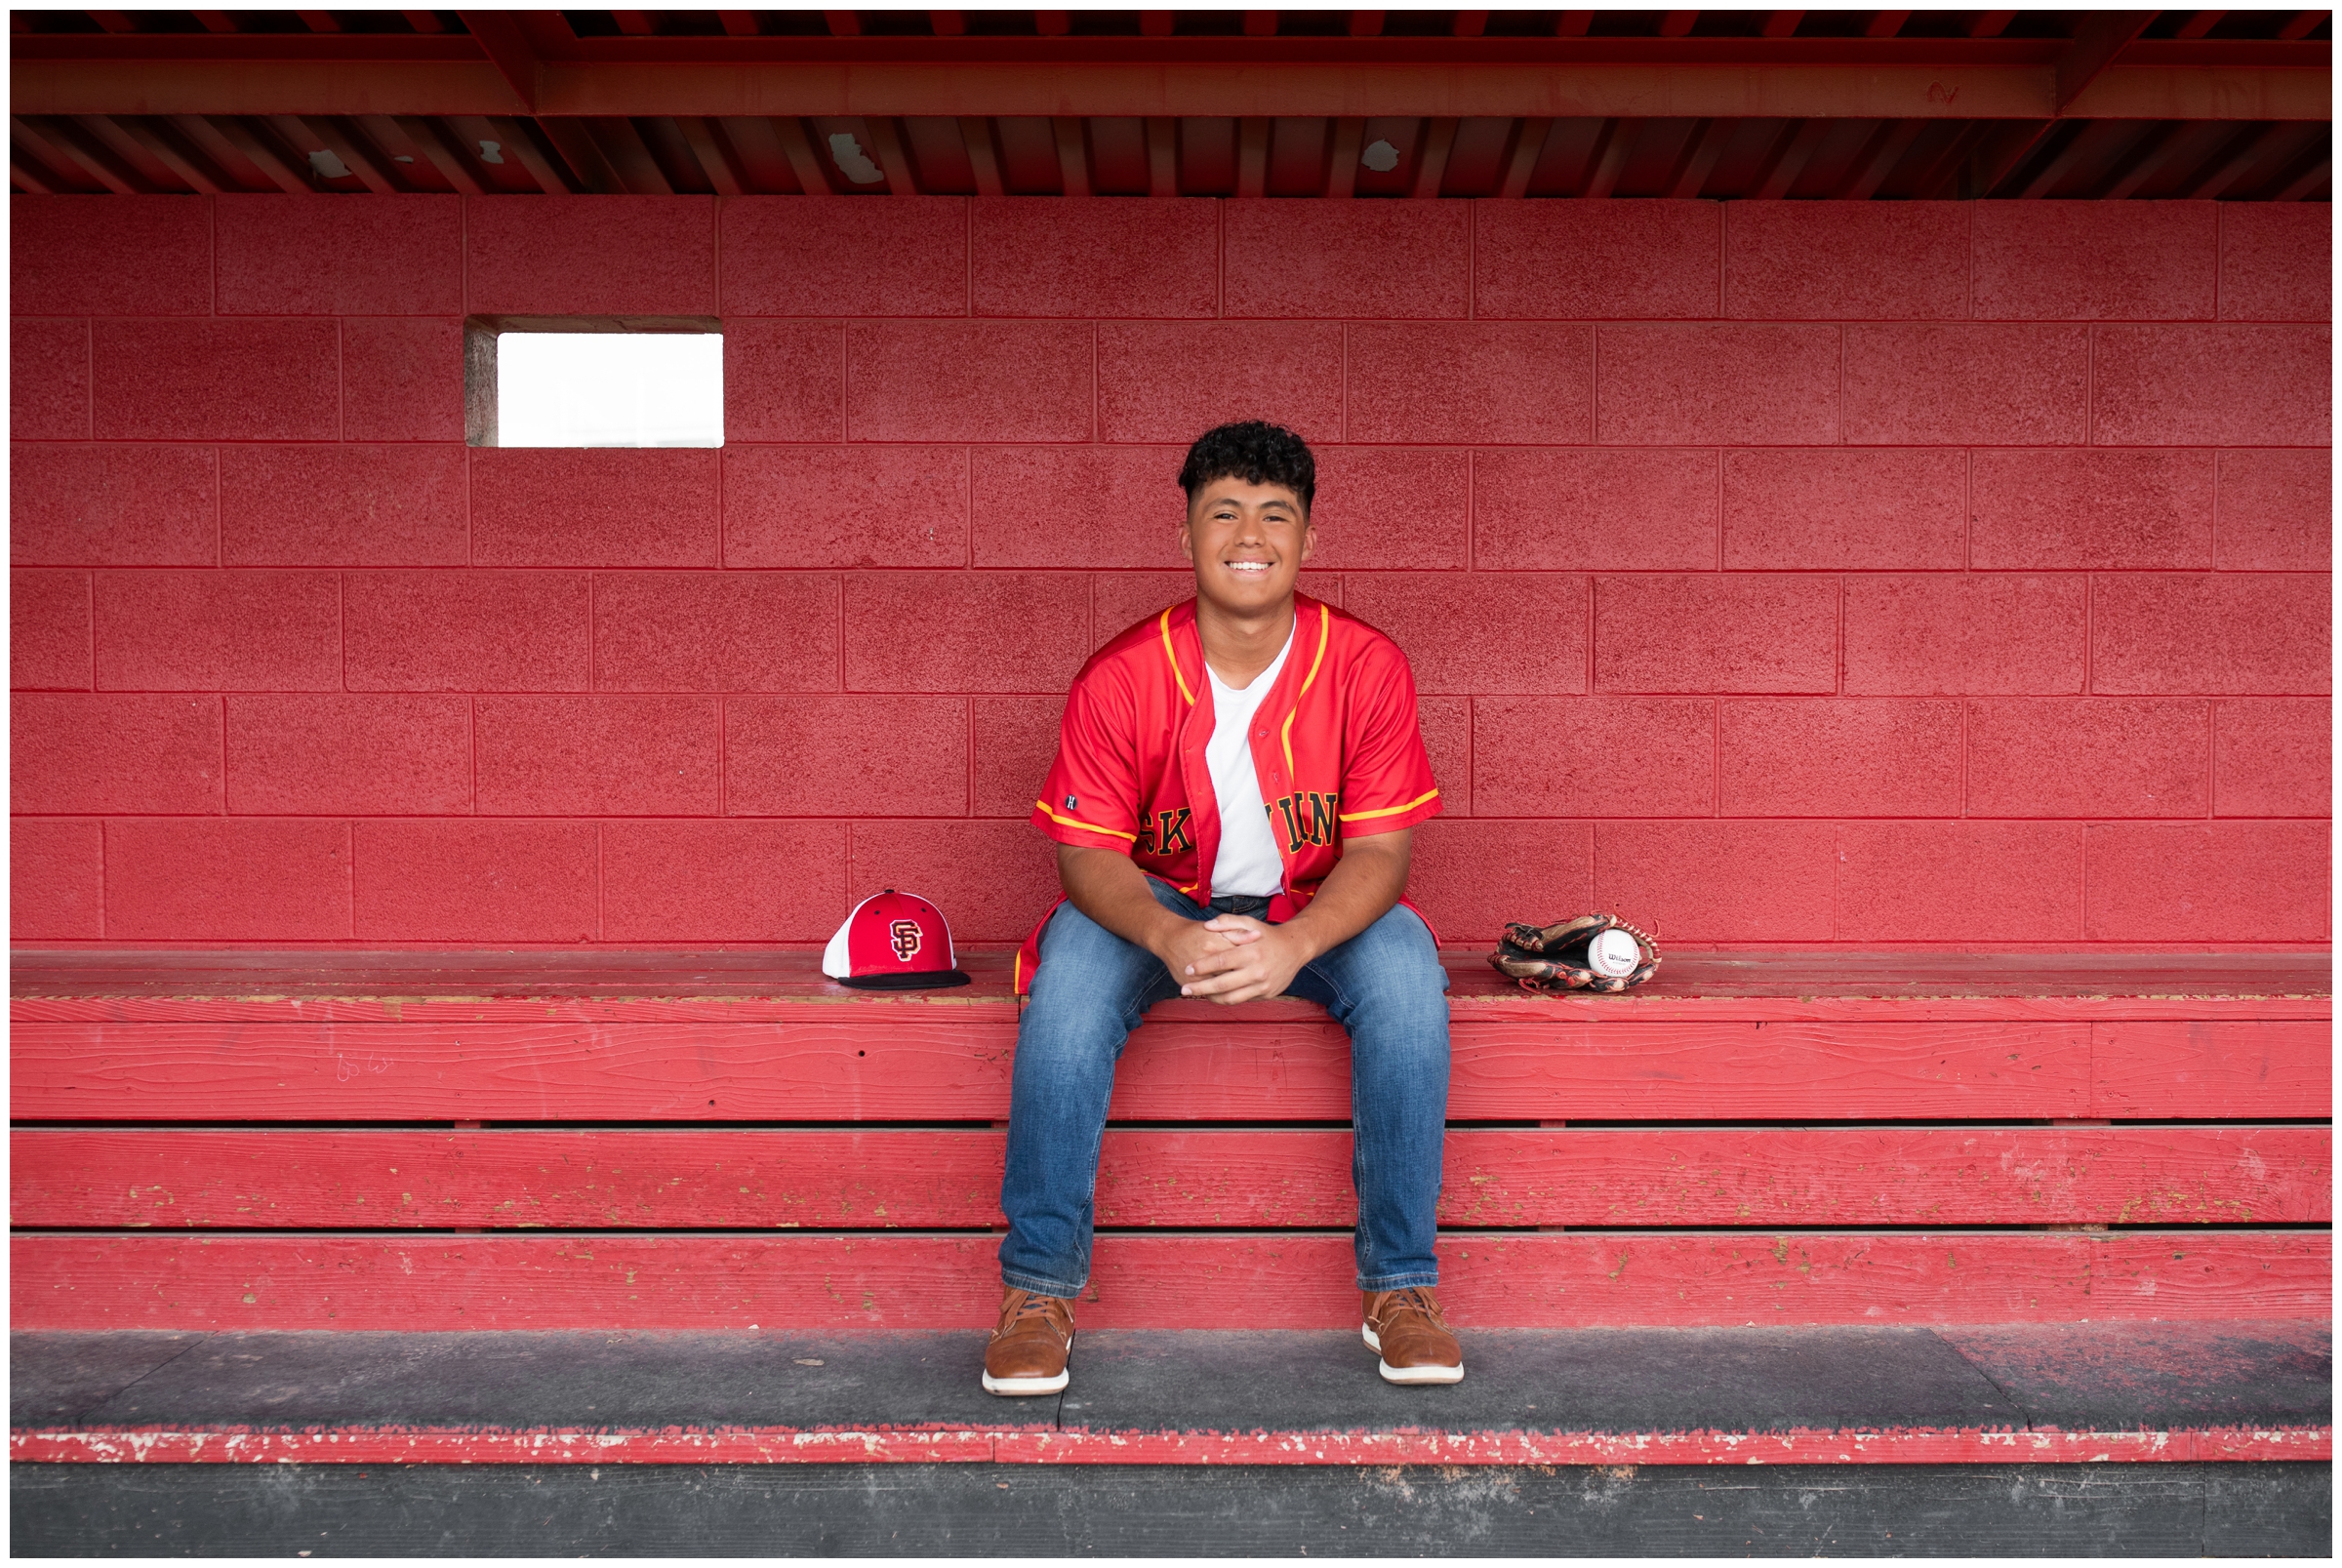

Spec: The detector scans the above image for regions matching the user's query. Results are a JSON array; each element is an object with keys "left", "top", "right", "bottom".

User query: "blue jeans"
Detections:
[{"left": 999, "top": 880, "right": 1451, "bottom": 1297}]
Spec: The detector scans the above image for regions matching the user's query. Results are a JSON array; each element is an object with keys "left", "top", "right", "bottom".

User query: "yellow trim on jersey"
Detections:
[
  {"left": 1339, "top": 787, "right": 1440, "bottom": 824},
  {"left": 1158, "top": 608, "right": 1195, "bottom": 706},
  {"left": 1034, "top": 800, "right": 1139, "bottom": 842},
  {"left": 1279, "top": 601, "right": 1332, "bottom": 777}
]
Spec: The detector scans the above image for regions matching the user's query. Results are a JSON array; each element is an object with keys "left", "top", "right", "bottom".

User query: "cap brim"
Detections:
[{"left": 834, "top": 969, "right": 972, "bottom": 990}]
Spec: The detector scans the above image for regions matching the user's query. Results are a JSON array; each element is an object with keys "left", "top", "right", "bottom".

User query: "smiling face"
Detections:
[{"left": 1179, "top": 476, "right": 1315, "bottom": 620}]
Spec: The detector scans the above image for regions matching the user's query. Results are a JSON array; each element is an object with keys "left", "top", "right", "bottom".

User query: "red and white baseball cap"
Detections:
[{"left": 822, "top": 889, "right": 971, "bottom": 990}]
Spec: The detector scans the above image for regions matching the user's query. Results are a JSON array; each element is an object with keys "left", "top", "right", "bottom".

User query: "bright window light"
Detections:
[{"left": 495, "top": 333, "right": 723, "bottom": 448}]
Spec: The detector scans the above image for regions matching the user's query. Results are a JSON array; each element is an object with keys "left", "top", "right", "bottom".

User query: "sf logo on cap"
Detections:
[{"left": 889, "top": 918, "right": 922, "bottom": 961}]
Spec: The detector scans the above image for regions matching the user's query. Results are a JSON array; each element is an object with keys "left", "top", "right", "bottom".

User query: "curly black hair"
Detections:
[{"left": 1176, "top": 421, "right": 1315, "bottom": 514}]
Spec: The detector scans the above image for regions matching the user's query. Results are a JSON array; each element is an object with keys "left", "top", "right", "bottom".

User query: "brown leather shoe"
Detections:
[
  {"left": 1362, "top": 1287, "right": 1464, "bottom": 1385},
  {"left": 983, "top": 1287, "right": 1075, "bottom": 1396}
]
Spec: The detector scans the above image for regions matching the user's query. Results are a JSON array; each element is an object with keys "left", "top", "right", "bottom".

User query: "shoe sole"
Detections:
[
  {"left": 982, "top": 1331, "right": 1072, "bottom": 1396},
  {"left": 1361, "top": 1323, "right": 1464, "bottom": 1385}
]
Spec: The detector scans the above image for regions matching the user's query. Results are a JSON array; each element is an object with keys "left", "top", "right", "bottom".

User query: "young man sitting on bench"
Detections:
[{"left": 987, "top": 421, "right": 1457, "bottom": 1396}]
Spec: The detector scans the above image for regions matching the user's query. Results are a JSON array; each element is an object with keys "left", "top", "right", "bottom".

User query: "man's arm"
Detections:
[
  {"left": 1176, "top": 828, "right": 1413, "bottom": 1005},
  {"left": 1056, "top": 843, "right": 1255, "bottom": 988}
]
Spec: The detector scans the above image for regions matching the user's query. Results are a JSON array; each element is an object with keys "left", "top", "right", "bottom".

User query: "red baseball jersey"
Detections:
[{"left": 1016, "top": 592, "right": 1442, "bottom": 992}]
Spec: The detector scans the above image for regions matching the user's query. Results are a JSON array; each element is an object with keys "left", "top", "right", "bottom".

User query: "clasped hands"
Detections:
[{"left": 1159, "top": 913, "right": 1311, "bottom": 1005}]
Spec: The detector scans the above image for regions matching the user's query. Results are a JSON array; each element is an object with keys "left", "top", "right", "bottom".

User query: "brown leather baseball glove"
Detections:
[{"left": 1489, "top": 913, "right": 1660, "bottom": 995}]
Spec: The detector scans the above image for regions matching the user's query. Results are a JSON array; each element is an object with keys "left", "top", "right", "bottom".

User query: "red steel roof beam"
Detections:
[
  {"left": 1554, "top": 12, "right": 1592, "bottom": 35},
  {"left": 927, "top": 12, "right": 963, "bottom": 34},
  {"left": 1762, "top": 13, "right": 1803, "bottom": 37},
  {"left": 1453, "top": 11, "right": 1487, "bottom": 35},
  {"left": 87, "top": 13, "right": 138, "bottom": 32},
  {"left": 1659, "top": 13, "right": 1698, "bottom": 37},
  {"left": 1324, "top": 116, "right": 1362, "bottom": 196},
  {"left": 1141, "top": 12, "right": 1174, "bottom": 35},
  {"left": 178, "top": 113, "right": 308, "bottom": 193},
  {"left": 2174, "top": 12, "right": 2226, "bottom": 38},
  {"left": 2271, "top": 157, "right": 2328, "bottom": 199},
  {"left": 1968, "top": 11, "right": 2015, "bottom": 37},
  {"left": 192, "top": 12, "right": 238, "bottom": 30},
  {"left": 1036, "top": 13, "right": 1071, "bottom": 35},
  {"left": 2055, "top": 11, "right": 2156, "bottom": 111},
  {"left": 403, "top": 11, "right": 445, "bottom": 31},
  {"left": 1410, "top": 115, "right": 1458, "bottom": 197},
  {"left": 611, "top": 13, "right": 659, "bottom": 35},
  {"left": 296, "top": 11, "right": 342, "bottom": 30},
  {"left": 1349, "top": 12, "right": 1384, "bottom": 36},
  {"left": 393, "top": 113, "right": 487, "bottom": 193},
  {"left": 1244, "top": 13, "right": 1278, "bottom": 36},
  {"left": 1497, "top": 116, "right": 1551, "bottom": 197},
  {"left": 1866, "top": 12, "right": 1911, "bottom": 37},
  {"left": 2278, "top": 13, "right": 2323, "bottom": 40},
  {"left": 826, "top": 12, "right": 863, "bottom": 36}
]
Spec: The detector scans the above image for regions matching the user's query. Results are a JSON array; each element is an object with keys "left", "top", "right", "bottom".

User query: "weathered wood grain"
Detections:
[
  {"left": 14, "top": 1126, "right": 2329, "bottom": 1229},
  {"left": 11, "top": 1230, "right": 2326, "bottom": 1332},
  {"left": 9, "top": 1019, "right": 2099, "bottom": 1121},
  {"left": 2090, "top": 1020, "right": 2333, "bottom": 1118}
]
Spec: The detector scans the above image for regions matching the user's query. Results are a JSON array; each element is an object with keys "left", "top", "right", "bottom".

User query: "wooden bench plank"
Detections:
[
  {"left": 12, "top": 1231, "right": 2326, "bottom": 1333},
  {"left": 10, "top": 1020, "right": 2107, "bottom": 1121},
  {"left": 2090, "top": 1021, "right": 2334, "bottom": 1118},
  {"left": 15, "top": 1127, "right": 2330, "bottom": 1230}
]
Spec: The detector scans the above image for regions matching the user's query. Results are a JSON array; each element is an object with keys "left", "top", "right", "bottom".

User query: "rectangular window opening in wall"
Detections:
[{"left": 465, "top": 316, "right": 723, "bottom": 448}]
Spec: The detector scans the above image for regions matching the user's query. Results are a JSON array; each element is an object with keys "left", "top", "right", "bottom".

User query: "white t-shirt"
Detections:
[{"left": 1203, "top": 623, "right": 1296, "bottom": 899}]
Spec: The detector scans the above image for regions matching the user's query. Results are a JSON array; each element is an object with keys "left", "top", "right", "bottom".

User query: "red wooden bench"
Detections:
[{"left": 13, "top": 946, "right": 2329, "bottom": 1335}]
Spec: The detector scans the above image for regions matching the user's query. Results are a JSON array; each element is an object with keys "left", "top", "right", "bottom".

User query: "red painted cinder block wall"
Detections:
[{"left": 10, "top": 194, "right": 2331, "bottom": 948}]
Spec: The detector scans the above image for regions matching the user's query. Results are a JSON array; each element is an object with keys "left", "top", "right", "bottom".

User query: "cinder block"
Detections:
[
  {"left": 1971, "top": 201, "right": 2217, "bottom": 321},
  {"left": 1719, "top": 699, "right": 1961, "bottom": 817},
  {"left": 221, "top": 446, "right": 466, "bottom": 566},
  {"left": 724, "top": 446, "right": 967, "bottom": 569},
  {"left": 1476, "top": 201, "right": 1719, "bottom": 319},
  {"left": 94, "top": 570, "right": 340, "bottom": 692},
  {"left": 1837, "top": 823, "right": 2084, "bottom": 943},
  {"left": 845, "top": 322, "right": 1093, "bottom": 442},
  {"left": 93, "top": 320, "right": 340, "bottom": 441},
  {"left": 1224, "top": 201, "right": 1469, "bottom": 319},
  {"left": 601, "top": 820, "right": 849, "bottom": 942},
  {"left": 11, "top": 694, "right": 222, "bottom": 814},
  {"left": 728, "top": 694, "right": 968, "bottom": 817},
  {"left": 1722, "top": 449, "right": 1965, "bottom": 571},
  {"left": 973, "top": 447, "right": 1190, "bottom": 568},
  {"left": 1595, "top": 576, "right": 1836, "bottom": 695},
  {"left": 1415, "top": 695, "right": 1471, "bottom": 817},
  {"left": 1406, "top": 820, "right": 1593, "bottom": 944},
  {"left": 593, "top": 571, "right": 839, "bottom": 692},
  {"left": 2083, "top": 822, "right": 2329, "bottom": 942},
  {"left": 470, "top": 448, "right": 719, "bottom": 567},
  {"left": 1344, "top": 575, "right": 1587, "bottom": 695},
  {"left": 11, "top": 446, "right": 217, "bottom": 566},
  {"left": 12, "top": 819, "right": 102, "bottom": 939},
  {"left": 1297, "top": 447, "right": 1469, "bottom": 572},
  {"left": 13, "top": 319, "right": 89, "bottom": 440},
  {"left": 1724, "top": 202, "right": 1967, "bottom": 320},
  {"left": 2220, "top": 204, "right": 2331, "bottom": 323},
  {"left": 473, "top": 696, "right": 721, "bottom": 816},
  {"left": 844, "top": 573, "right": 1091, "bottom": 694},
  {"left": 341, "top": 317, "right": 464, "bottom": 442},
  {"left": 216, "top": 193, "right": 461, "bottom": 314},
  {"left": 2092, "top": 326, "right": 2330, "bottom": 446},
  {"left": 224, "top": 695, "right": 472, "bottom": 816},
  {"left": 724, "top": 320, "right": 844, "bottom": 443},
  {"left": 102, "top": 818, "right": 352, "bottom": 941},
  {"left": 1097, "top": 322, "right": 1344, "bottom": 445},
  {"left": 848, "top": 819, "right": 1059, "bottom": 944},
  {"left": 353, "top": 820, "right": 600, "bottom": 943},
  {"left": 1595, "top": 325, "right": 1838, "bottom": 445},
  {"left": 1595, "top": 821, "right": 1837, "bottom": 942},
  {"left": 1348, "top": 324, "right": 1593, "bottom": 444},
  {"left": 465, "top": 195, "right": 715, "bottom": 315},
  {"left": 2091, "top": 575, "right": 2330, "bottom": 696},
  {"left": 12, "top": 197, "right": 210, "bottom": 315},
  {"left": 973, "top": 695, "right": 1066, "bottom": 817},
  {"left": 1842, "top": 325, "right": 2088, "bottom": 446},
  {"left": 12, "top": 570, "right": 92, "bottom": 690},
  {"left": 343, "top": 571, "right": 590, "bottom": 692},
  {"left": 2216, "top": 450, "right": 2330, "bottom": 571},
  {"left": 1969, "top": 449, "right": 2214, "bottom": 570},
  {"left": 720, "top": 196, "right": 967, "bottom": 317},
  {"left": 1842, "top": 576, "right": 2085, "bottom": 696},
  {"left": 1965, "top": 699, "right": 2211, "bottom": 818},
  {"left": 1474, "top": 696, "right": 1713, "bottom": 817},
  {"left": 1475, "top": 450, "right": 1716, "bottom": 573},
  {"left": 2214, "top": 699, "right": 2331, "bottom": 818},
  {"left": 974, "top": 198, "right": 1217, "bottom": 317}
]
